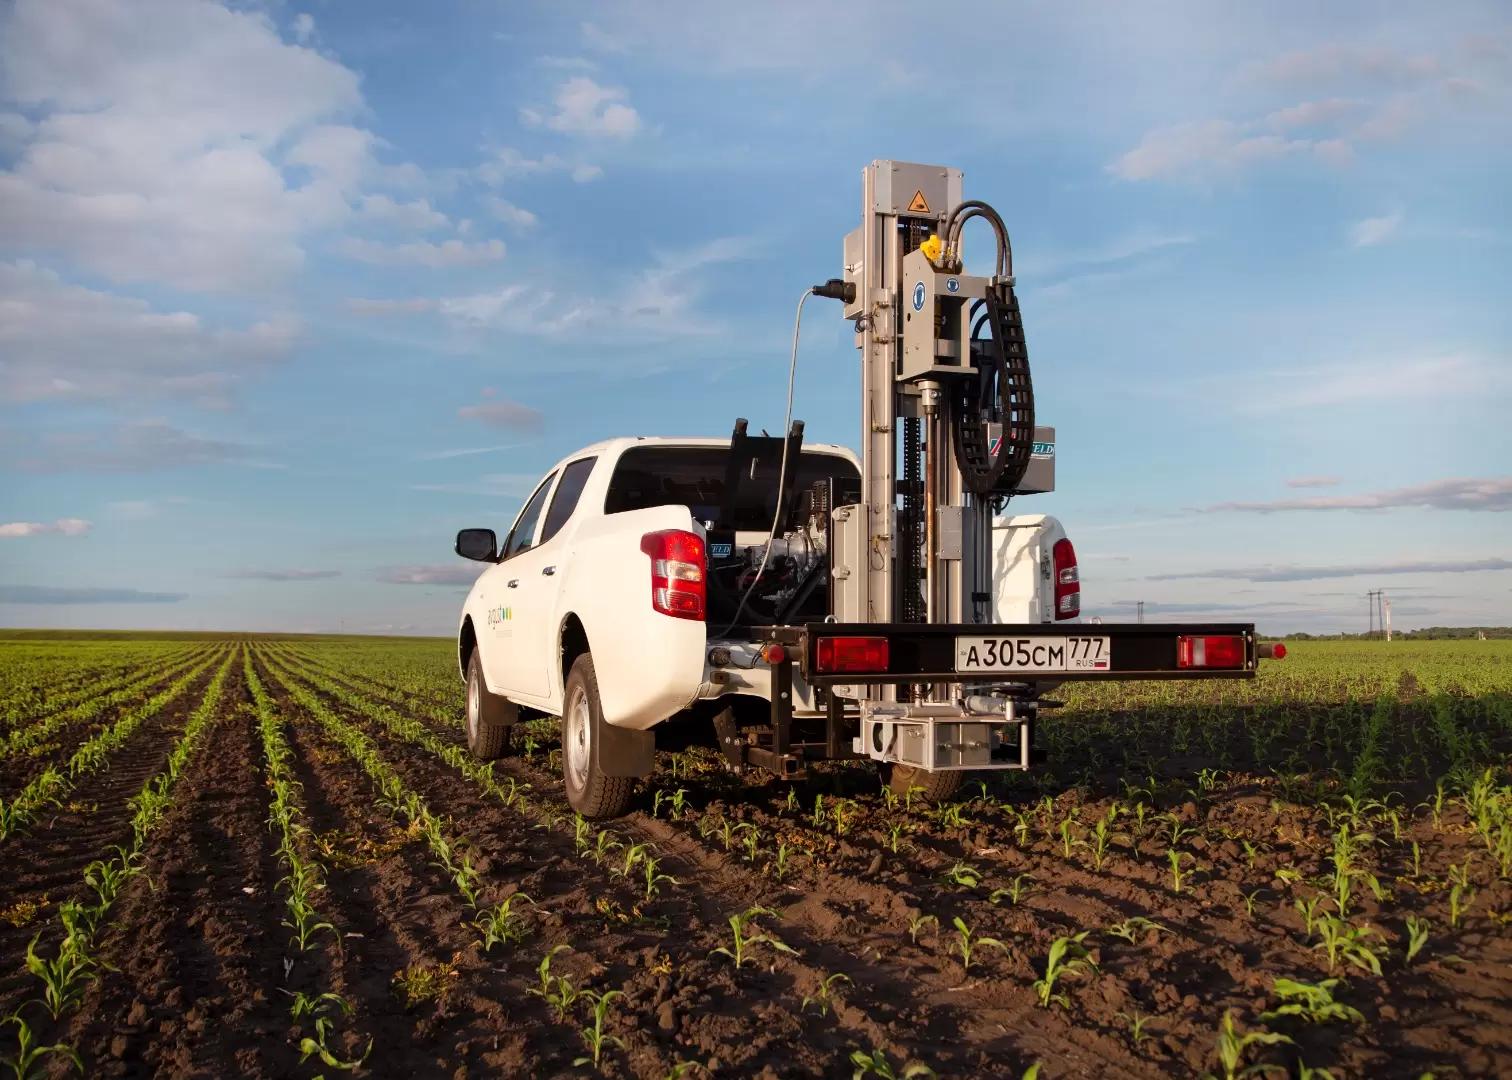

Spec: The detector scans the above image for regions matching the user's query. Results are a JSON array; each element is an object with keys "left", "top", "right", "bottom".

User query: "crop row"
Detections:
[
  {"left": 3, "top": 647, "right": 237, "bottom": 1076},
  {"left": 0, "top": 649, "right": 227, "bottom": 840}
]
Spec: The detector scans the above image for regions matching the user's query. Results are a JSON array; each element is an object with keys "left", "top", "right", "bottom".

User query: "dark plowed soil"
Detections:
[
  {"left": 0, "top": 656, "right": 225, "bottom": 1011},
  {"left": 3, "top": 639, "right": 1509, "bottom": 1080}
]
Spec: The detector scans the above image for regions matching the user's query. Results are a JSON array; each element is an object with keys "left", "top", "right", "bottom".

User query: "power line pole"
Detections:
[
  {"left": 1136, "top": 600, "right": 1144, "bottom": 625},
  {"left": 1366, "top": 590, "right": 1379, "bottom": 638}
]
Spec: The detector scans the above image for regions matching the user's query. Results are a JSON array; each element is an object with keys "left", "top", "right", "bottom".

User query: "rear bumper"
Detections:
[{"left": 795, "top": 622, "right": 1264, "bottom": 684}]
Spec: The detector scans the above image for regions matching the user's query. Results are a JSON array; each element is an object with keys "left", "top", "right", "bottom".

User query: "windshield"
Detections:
[{"left": 604, "top": 445, "right": 859, "bottom": 531}]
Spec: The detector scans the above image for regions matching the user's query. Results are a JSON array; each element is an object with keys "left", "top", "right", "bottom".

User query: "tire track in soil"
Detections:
[
  {"left": 0, "top": 652, "right": 228, "bottom": 1017},
  {"left": 261, "top": 651, "right": 931, "bottom": 1079},
  {"left": 268, "top": 654, "right": 1083, "bottom": 1078},
  {"left": 55, "top": 654, "right": 304, "bottom": 1078},
  {"left": 0, "top": 648, "right": 219, "bottom": 799}
]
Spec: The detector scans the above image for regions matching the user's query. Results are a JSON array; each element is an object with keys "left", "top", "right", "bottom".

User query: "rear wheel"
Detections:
[
  {"left": 466, "top": 651, "right": 515, "bottom": 760},
  {"left": 562, "top": 654, "right": 635, "bottom": 819},
  {"left": 882, "top": 762, "right": 965, "bottom": 803}
]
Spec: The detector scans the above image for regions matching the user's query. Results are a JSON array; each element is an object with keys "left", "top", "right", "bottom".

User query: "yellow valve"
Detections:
[{"left": 920, "top": 233, "right": 942, "bottom": 262}]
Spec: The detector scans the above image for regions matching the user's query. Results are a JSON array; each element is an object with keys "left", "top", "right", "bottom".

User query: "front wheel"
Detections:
[
  {"left": 466, "top": 651, "right": 516, "bottom": 760},
  {"left": 882, "top": 762, "right": 965, "bottom": 803},
  {"left": 561, "top": 654, "right": 636, "bottom": 819}
]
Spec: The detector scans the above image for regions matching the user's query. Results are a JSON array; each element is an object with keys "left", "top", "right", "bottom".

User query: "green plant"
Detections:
[
  {"left": 849, "top": 1048, "right": 936, "bottom": 1079},
  {"left": 1207, "top": 1009, "right": 1292, "bottom": 1080},
  {"left": 1313, "top": 917, "right": 1383, "bottom": 976},
  {"left": 709, "top": 907, "right": 797, "bottom": 969},
  {"left": 24, "top": 933, "right": 95, "bottom": 1020},
  {"left": 1106, "top": 916, "right": 1168, "bottom": 944},
  {"left": 476, "top": 893, "right": 534, "bottom": 953},
  {"left": 801, "top": 972, "right": 851, "bottom": 1016},
  {"left": 297, "top": 1012, "right": 371, "bottom": 1072},
  {"left": 1034, "top": 932, "right": 1096, "bottom": 1008},
  {"left": 642, "top": 853, "right": 679, "bottom": 901},
  {"left": 1167, "top": 849, "right": 1193, "bottom": 893},
  {"left": 951, "top": 916, "right": 1006, "bottom": 976},
  {"left": 908, "top": 913, "right": 937, "bottom": 944},
  {"left": 1, "top": 1014, "right": 82, "bottom": 1078},
  {"left": 1259, "top": 978, "right": 1363, "bottom": 1025},
  {"left": 1116, "top": 1010, "right": 1155, "bottom": 1046},
  {"left": 574, "top": 989, "right": 626, "bottom": 1069},
  {"left": 989, "top": 874, "right": 1033, "bottom": 907},
  {"left": 941, "top": 861, "right": 982, "bottom": 889},
  {"left": 1403, "top": 915, "right": 1430, "bottom": 965}
]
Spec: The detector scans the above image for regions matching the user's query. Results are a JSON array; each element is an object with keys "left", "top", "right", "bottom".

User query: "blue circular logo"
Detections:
[
  {"left": 912, "top": 282, "right": 926, "bottom": 311},
  {"left": 946, "top": 277, "right": 960, "bottom": 294}
]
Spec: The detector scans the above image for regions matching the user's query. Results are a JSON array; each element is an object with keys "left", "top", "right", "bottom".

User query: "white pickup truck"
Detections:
[{"left": 454, "top": 434, "right": 1082, "bottom": 817}]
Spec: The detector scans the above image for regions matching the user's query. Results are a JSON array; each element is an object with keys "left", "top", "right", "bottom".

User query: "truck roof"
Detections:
[{"left": 566, "top": 435, "right": 857, "bottom": 460}]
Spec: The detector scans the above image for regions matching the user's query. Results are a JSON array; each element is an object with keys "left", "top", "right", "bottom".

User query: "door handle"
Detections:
[
  {"left": 507, "top": 579, "right": 519, "bottom": 588},
  {"left": 542, "top": 566, "right": 556, "bottom": 576}
]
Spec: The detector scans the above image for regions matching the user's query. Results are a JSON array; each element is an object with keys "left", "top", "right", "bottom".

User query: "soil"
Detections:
[{"left": 1, "top": 642, "right": 1508, "bottom": 1079}]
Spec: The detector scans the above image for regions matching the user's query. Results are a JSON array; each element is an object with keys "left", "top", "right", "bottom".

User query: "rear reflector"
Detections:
[
  {"left": 815, "top": 636, "right": 890, "bottom": 674},
  {"left": 1176, "top": 635, "right": 1247, "bottom": 669}
]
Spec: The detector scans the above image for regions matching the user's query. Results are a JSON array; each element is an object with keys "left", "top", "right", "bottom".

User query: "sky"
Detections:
[{"left": 1, "top": 0, "right": 1509, "bottom": 636}]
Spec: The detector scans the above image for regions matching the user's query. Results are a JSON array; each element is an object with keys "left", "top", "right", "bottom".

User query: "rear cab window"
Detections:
[
  {"left": 604, "top": 445, "right": 859, "bottom": 529},
  {"left": 540, "top": 456, "right": 596, "bottom": 544}
]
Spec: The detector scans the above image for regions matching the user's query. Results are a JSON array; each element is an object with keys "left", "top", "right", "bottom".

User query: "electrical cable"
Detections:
[{"left": 717, "top": 285, "right": 813, "bottom": 637}]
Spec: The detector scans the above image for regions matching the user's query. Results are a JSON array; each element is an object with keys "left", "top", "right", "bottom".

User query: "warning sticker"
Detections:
[{"left": 906, "top": 189, "right": 931, "bottom": 214}]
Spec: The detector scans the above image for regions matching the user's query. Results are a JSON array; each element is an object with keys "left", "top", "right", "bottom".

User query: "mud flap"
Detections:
[{"left": 597, "top": 722, "right": 654, "bottom": 778}]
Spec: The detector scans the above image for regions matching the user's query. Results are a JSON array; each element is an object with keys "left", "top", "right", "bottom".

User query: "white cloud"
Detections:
[
  {"left": 476, "top": 147, "right": 602, "bottom": 186},
  {"left": 1153, "top": 557, "right": 1512, "bottom": 583},
  {"left": 1109, "top": 119, "right": 1342, "bottom": 182},
  {"left": 339, "top": 237, "right": 505, "bottom": 268},
  {"left": 571, "top": 164, "right": 604, "bottom": 182},
  {"left": 1350, "top": 210, "right": 1403, "bottom": 247},
  {"left": 0, "top": 518, "right": 92, "bottom": 538},
  {"left": 521, "top": 77, "right": 640, "bottom": 139},
  {"left": 0, "top": 0, "right": 411, "bottom": 293},
  {"left": 291, "top": 12, "right": 316, "bottom": 45},
  {"left": 346, "top": 297, "right": 439, "bottom": 315},
  {"left": 0, "top": 261, "right": 298, "bottom": 406},
  {"left": 1202, "top": 477, "right": 1512, "bottom": 514},
  {"left": 482, "top": 196, "right": 538, "bottom": 229},
  {"left": 1219, "top": 353, "right": 1506, "bottom": 413},
  {"left": 357, "top": 194, "right": 449, "bottom": 231}
]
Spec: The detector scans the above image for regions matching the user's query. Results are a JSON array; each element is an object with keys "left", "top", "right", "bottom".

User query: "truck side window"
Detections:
[
  {"left": 539, "top": 457, "right": 596, "bottom": 545},
  {"left": 503, "top": 473, "right": 556, "bottom": 559}
]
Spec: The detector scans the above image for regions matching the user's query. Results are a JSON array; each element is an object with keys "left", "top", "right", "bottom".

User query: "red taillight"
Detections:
[
  {"left": 815, "top": 636, "right": 890, "bottom": 673},
  {"left": 1177, "top": 635, "right": 1247, "bottom": 669},
  {"left": 640, "top": 530, "right": 706, "bottom": 621},
  {"left": 1052, "top": 537, "right": 1080, "bottom": 620}
]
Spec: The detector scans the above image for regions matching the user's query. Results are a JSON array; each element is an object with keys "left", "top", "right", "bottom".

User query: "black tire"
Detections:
[
  {"left": 561, "top": 654, "right": 635, "bottom": 819},
  {"left": 466, "top": 651, "right": 515, "bottom": 760},
  {"left": 883, "top": 762, "right": 966, "bottom": 803}
]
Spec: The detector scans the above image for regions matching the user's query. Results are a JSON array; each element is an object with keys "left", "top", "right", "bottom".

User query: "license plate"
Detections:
[{"left": 955, "top": 635, "right": 1111, "bottom": 673}]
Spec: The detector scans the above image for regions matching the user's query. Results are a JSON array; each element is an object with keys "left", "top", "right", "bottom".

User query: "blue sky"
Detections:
[{"left": 1, "top": 0, "right": 1508, "bottom": 635}]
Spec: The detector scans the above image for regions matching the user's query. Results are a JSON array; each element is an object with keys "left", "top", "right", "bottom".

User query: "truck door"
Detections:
[
  {"left": 489, "top": 471, "right": 556, "bottom": 698},
  {"left": 499, "top": 456, "right": 597, "bottom": 702}
]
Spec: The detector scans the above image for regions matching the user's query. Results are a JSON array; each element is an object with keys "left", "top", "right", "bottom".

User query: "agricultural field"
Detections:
[{"left": 1, "top": 633, "right": 1509, "bottom": 1079}]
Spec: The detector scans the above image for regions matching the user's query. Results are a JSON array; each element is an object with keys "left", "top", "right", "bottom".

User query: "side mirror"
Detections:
[{"left": 455, "top": 528, "right": 498, "bottom": 562}]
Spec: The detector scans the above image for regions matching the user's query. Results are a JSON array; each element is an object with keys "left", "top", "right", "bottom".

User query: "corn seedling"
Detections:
[
  {"left": 908, "top": 914, "right": 937, "bottom": 944},
  {"left": 849, "top": 1048, "right": 936, "bottom": 1080},
  {"left": 298, "top": 1013, "right": 371, "bottom": 1073},
  {"left": 2, "top": 1014, "right": 81, "bottom": 1079},
  {"left": 1116, "top": 1010, "right": 1155, "bottom": 1047},
  {"left": 1260, "top": 977, "right": 1363, "bottom": 1025},
  {"left": 941, "top": 861, "right": 982, "bottom": 889},
  {"left": 24, "top": 933, "right": 95, "bottom": 1020},
  {"left": 1167, "top": 849, "right": 1193, "bottom": 894},
  {"left": 990, "top": 874, "right": 1034, "bottom": 906},
  {"left": 476, "top": 893, "right": 534, "bottom": 953},
  {"left": 709, "top": 906, "right": 797, "bottom": 969},
  {"left": 642, "top": 853, "right": 679, "bottom": 901},
  {"left": 1106, "top": 916, "right": 1168, "bottom": 943},
  {"left": 951, "top": 916, "right": 1006, "bottom": 976},
  {"left": 574, "top": 989, "right": 626, "bottom": 1069},
  {"left": 1313, "top": 916, "right": 1384, "bottom": 976},
  {"left": 1034, "top": 931, "right": 1096, "bottom": 1008},
  {"left": 1209, "top": 1009, "right": 1292, "bottom": 1080},
  {"left": 801, "top": 971, "right": 851, "bottom": 1017},
  {"left": 1404, "top": 915, "right": 1430, "bottom": 964}
]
